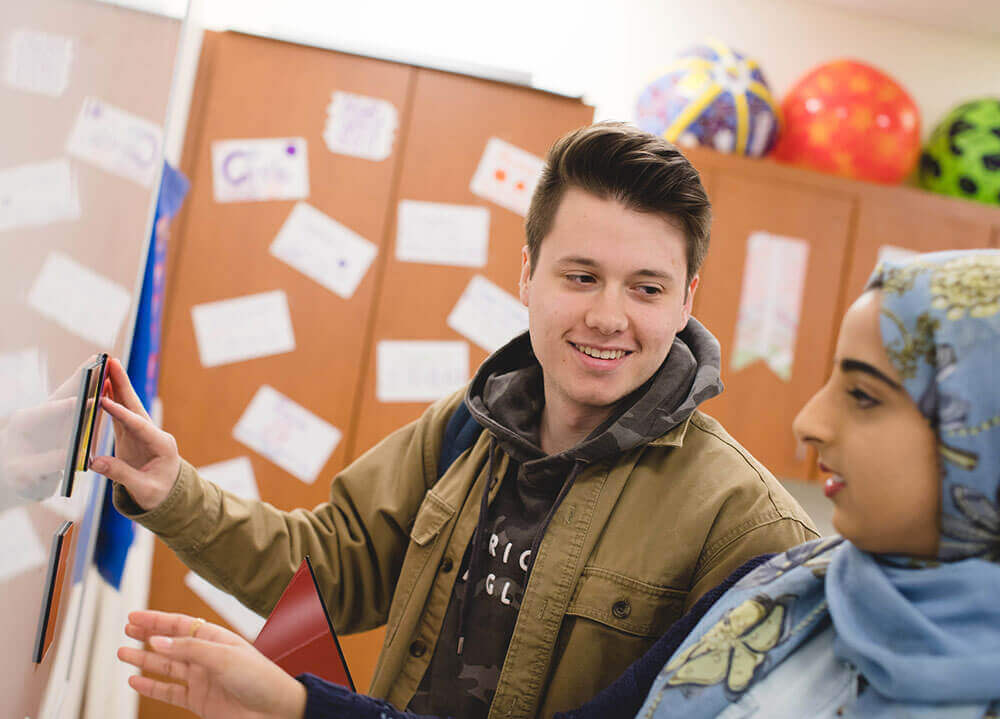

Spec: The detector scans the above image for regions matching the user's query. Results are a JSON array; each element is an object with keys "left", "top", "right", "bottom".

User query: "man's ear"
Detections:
[
  {"left": 518, "top": 245, "right": 531, "bottom": 307},
  {"left": 681, "top": 274, "right": 699, "bottom": 325}
]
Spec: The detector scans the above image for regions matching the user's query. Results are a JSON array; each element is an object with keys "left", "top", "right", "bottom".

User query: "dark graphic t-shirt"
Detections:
[{"left": 408, "top": 462, "right": 563, "bottom": 718}]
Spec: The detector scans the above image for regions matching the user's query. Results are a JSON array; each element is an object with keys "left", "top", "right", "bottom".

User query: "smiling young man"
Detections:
[{"left": 102, "top": 122, "right": 817, "bottom": 719}]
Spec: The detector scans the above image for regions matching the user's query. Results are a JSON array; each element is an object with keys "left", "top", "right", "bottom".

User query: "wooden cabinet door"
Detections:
[
  {"left": 692, "top": 173, "right": 853, "bottom": 481},
  {"left": 147, "top": 32, "right": 413, "bottom": 716},
  {"left": 843, "top": 190, "right": 997, "bottom": 302},
  {"left": 347, "top": 69, "right": 593, "bottom": 460}
]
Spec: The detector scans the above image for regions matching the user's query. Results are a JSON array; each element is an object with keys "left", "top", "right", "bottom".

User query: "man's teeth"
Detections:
[{"left": 575, "top": 344, "right": 627, "bottom": 360}]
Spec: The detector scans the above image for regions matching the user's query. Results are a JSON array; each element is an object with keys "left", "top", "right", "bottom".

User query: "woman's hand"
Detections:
[
  {"left": 119, "top": 610, "right": 307, "bottom": 719},
  {"left": 90, "top": 358, "right": 180, "bottom": 511}
]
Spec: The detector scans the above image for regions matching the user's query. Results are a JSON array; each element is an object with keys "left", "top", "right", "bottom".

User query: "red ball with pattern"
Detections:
[{"left": 774, "top": 59, "right": 921, "bottom": 184}]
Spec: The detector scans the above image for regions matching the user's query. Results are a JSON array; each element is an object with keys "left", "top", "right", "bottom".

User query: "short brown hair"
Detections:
[{"left": 525, "top": 122, "right": 711, "bottom": 284}]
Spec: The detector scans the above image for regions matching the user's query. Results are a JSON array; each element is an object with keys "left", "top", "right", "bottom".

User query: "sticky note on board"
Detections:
[
  {"left": 376, "top": 341, "right": 469, "bottom": 403},
  {"left": 270, "top": 202, "right": 377, "bottom": 300},
  {"left": 396, "top": 200, "right": 490, "bottom": 268},
  {"left": 4, "top": 28, "right": 74, "bottom": 97},
  {"left": 212, "top": 138, "right": 309, "bottom": 203},
  {"left": 0, "top": 159, "right": 81, "bottom": 233},
  {"left": 191, "top": 290, "right": 296, "bottom": 368},
  {"left": 447, "top": 275, "right": 529, "bottom": 353},
  {"left": 470, "top": 138, "right": 545, "bottom": 217},
  {"left": 233, "top": 386, "right": 341, "bottom": 485},
  {"left": 27, "top": 251, "right": 132, "bottom": 348},
  {"left": 66, "top": 97, "right": 163, "bottom": 187},
  {"left": 184, "top": 571, "right": 265, "bottom": 640},
  {"left": 197, "top": 457, "right": 260, "bottom": 501},
  {"left": 323, "top": 91, "right": 398, "bottom": 161}
]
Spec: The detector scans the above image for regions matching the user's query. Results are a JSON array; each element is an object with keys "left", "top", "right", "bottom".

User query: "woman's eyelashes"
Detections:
[{"left": 846, "top": 386, "right": 880, "bottom": 409}]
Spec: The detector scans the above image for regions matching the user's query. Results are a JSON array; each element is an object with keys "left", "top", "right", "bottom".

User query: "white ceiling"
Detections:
[{"left": 806, "top": 0, "right": 1000, "bottom": 41}]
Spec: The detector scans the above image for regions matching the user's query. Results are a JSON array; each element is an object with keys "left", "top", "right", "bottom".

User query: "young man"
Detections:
[{"left": 99, "top": 122, "right": 817, "bottom": 719}]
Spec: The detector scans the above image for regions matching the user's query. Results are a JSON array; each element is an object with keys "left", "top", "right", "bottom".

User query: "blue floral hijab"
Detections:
[{"left": 638, "top": 250, "right": 1000, "bottom": 718}]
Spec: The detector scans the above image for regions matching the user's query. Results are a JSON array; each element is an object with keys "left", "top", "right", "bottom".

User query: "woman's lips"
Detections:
[
  {"left": 824, "top": 475, "right": 846, "bottom": 498},
  {"left": 818, "top": 463, "right": 845, "bottom": 498}
]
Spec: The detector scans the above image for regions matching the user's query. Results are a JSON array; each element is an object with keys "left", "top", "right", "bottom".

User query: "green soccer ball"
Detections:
[{"left": 918, "top": 98, "right": 1000, "bottom": 206}]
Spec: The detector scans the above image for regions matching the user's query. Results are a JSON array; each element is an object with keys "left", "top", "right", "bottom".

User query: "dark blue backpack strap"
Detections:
[{"left": 437, "top": 401, "right": 482, "bottom": 479}]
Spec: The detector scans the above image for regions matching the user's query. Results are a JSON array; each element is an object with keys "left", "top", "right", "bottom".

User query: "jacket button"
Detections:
[
  {"left": 441, "top": 556, "right": 454, "bottom": 573},
  {"left": 612, "top": 600, "right": 631, "bottom": 619},
  {"left": 409, "top": 640, "right": 427, "bottom": 657}
]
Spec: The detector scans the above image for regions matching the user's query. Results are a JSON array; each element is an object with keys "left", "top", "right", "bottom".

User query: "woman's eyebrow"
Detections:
[{"left": 840, "top": 358, "right": 903, "bottom": 391}]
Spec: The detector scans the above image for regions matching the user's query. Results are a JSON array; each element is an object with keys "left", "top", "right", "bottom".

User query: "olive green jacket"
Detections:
[{"left": 115, "top": 389, "right": 817, "bottom": 718}]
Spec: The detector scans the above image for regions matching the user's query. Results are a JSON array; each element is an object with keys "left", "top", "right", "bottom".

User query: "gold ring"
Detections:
[{"left": 189, "top": 618, "right": 205, "bottom": 638}]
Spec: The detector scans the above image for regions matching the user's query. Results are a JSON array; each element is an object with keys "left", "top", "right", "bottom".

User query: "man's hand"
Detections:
[
  {"left": 90, "top": 358, "right": 180, "bottom": 511},
  {"left": 119, "top": 610, "right": 307, "bottom": 719}
]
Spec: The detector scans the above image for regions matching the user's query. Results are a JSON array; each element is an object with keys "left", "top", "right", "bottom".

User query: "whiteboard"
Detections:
[{"left": 0, "top": 1, "right": 186, "bottom": 717}]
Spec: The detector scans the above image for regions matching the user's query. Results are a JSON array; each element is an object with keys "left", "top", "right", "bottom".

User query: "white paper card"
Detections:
[
  {"left": 0, "top": 347, "right": 48, "bottom": 420},
  {"left": 0, "top": 158, "right": 81, "bottom": 233},
  {"left": 28, "top": 251, "right": 132, "bottom": 348},
  {"left": 5, "top": 28, "right": 74, "bottom": 97},
  {"left": 184, "top": 572, "right": 265, "bottom": 640},
  {"left": 0, "top": 507, "right": 47, "bottom": 581},
  {"left": 470, "top": 137, "right": 544, "bottom": 217},
  {"left": 66, "top": 97, "right": 163, "bottom": 187},
  {"left": 324, "top": 91, "right": 398, "bottom": 161},
  {"left": 396, "top": 200, "right": 490, "bottom": 268},
  {"left": 270, "top": 202, "right": 377, "bottom": 299},
  {"left": 731, "top": 232, "right": 810, "bottom": 382},
  {"left": 377, "top": 341, "right": 469, "bottom": 403},
  {"left": 197, "top": 457, "right": 260, "bottom": 501},
  {"left": 877, "top": 244, "right": 919, "bottom": 265},
  {"left": 212, "top": 138, "right": 309, "bottom": 203},
  {"left": 447, "top": 275, "right": 528, "bottom": 353},
  {"left": 233, "top": 386, "right": 341, "bottom": 484},
  {"left": 191, "top": 291, "right": 295, "bottom": 368}
]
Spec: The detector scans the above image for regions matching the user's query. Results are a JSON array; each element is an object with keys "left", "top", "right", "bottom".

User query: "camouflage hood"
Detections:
[{"left": 465, "top": 317, "right": 724, "bottom": 482}]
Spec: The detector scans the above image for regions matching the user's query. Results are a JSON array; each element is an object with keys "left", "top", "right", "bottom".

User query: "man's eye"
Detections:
[
  {"left": 636, "top": 285, "right": 662, "bottom": 297},
  {"left": 847, "top": 388, "right": 879, "bottom": 408},
  {"left": 567, "top": 274, "right": 595, "bottom": 284}
]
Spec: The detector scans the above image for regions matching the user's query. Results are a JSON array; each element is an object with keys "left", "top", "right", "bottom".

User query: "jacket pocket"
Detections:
[
  {"left": 409, "top": 489, "right": 455, "bottom": 547},
  {"left": 565, "top": 567, "right": 686, "bottom": 638}
]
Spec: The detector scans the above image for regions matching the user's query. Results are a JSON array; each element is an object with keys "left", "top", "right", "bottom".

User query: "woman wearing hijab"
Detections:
[{"left": 118, "top": 249, "right": 1000, "bottom": 718}]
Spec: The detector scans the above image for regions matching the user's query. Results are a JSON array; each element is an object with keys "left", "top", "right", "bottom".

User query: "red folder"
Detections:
[{"left": 252, "top": 556, "right": 355, "bottom": 690}]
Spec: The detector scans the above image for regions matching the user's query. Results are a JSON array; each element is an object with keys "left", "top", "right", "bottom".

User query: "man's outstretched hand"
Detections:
[{"left": 90, "top": 358, "right": 180, "bottom": 511}]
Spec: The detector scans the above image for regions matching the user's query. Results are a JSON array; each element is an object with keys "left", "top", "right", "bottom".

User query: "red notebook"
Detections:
[{"left": 252, "top": 556, "right": 355, "bottom": 690}]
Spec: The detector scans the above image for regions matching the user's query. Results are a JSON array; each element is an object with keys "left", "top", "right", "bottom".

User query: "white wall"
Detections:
[{"left": 153, "top": 0, "right": 1000, "bottom": 137}]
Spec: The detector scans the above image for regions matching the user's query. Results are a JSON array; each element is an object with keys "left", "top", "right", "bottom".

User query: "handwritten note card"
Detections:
[
  {"left": 447, "top": 275, "right": 528, "bottom": 353},
  {"left": 28, "top": 251, "right": 132, "bottom": 348},
  {"left": 212, "top": 138, "right": 309, "bottom": 203},
  {"left": 270, "top": 202, "right": 377, "bottom": 299},
  {"left": 66, "top": 97, "right": 163, "bottom": 187},
  {"left": 324, "top": 91, "right": 398, "bottom": 161},
  {"left": 184, "top": 572, "right": 265, "bottom": 640},
  {"left": 470, "top": 138, "right": 545, "bottom": 217},
  {"left": 191, "top": 290, "right": 295, "bottom": 368},
  {"left": 197, "top": 457, "right": 260, "bottom": 501},
  {"left": 396, "top": 200, "right": 490, "bottom": 267},
  {"left": 4, "top": 28, "right": 74, "bottom": 97},
  {"left": 233, "top": 386, "right": 341, "bottom": 485},
  {"left": 376, "top": 341, "right": 469, "bottom": 403},
  {"left": 0, "top": 159, "right": 81, "bottom": 233}
]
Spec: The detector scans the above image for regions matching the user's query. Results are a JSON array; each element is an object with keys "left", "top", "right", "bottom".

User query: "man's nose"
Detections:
[{"left": 585, "top": 289, "right": 628, "bottom": 335}]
